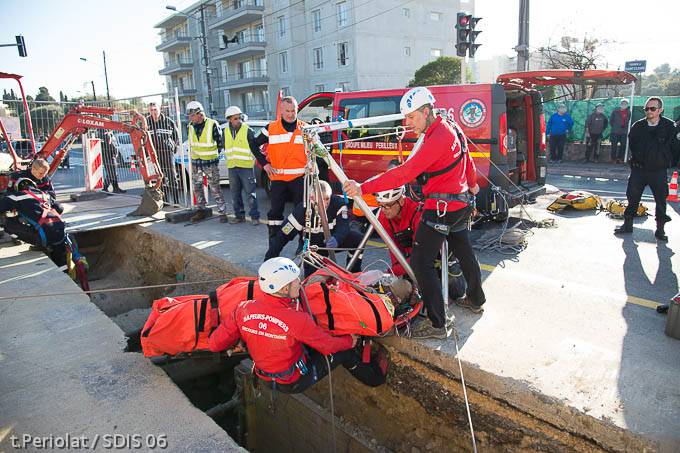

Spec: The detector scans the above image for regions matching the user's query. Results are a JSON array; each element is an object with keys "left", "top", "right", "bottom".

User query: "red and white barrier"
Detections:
[
  {"left": 668, "top": 171, "right": 678, "bottom": 203},
  {"left": 85, "top": 137, "right": 103, "bottom": 191}
]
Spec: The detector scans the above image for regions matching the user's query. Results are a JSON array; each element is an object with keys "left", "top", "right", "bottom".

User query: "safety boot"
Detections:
[
  {"left": 655, "top": 221, "right": 668, "bottom": 242},
  {"left": 614, "top": 216, "right": 634, "bottom": 235}
]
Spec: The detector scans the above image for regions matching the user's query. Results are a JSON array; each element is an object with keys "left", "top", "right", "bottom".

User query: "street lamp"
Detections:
[
  {"left": 79, "top": 53, "right": 111, "bottom": 102},
  {"left": 165, "top": 4, "right": 214, "bottom": 116}
]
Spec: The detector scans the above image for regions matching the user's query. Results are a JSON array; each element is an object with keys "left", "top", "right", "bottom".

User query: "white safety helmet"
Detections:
[
  {"left": 14, "top": 177, "right": 36, "bottom": 192},
  {"left": 375, "top": 186, "right": 405, "bottom": 204},
  {"left": 225, "top": 105, "right": 243, "bottom": 119},
  {"left": 258, "top": 257, "right": 301, "bottom": 294},
  {"left": 186, "top": 100, "right": 204, "bottom": 115},
  {"left": 400, "top": 87, "right": 436, "bottom": 115}
]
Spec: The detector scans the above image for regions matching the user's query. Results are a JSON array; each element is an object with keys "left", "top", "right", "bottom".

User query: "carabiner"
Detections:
[{"left": 436, "top": 199, "right": 448, "bottom": 218}]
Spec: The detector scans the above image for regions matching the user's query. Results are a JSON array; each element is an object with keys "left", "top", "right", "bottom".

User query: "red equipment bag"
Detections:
[
  {"left": 141, "top": 293, "right": 220, "bottom": 358},
  {"left": 141, "top": 277, "right": 260, "bottom": 358},
  {"left": 303, "top": 266, "right": 396, "bottom": 337}
]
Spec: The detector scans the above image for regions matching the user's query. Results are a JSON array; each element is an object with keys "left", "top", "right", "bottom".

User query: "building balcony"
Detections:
[
  {"left": 169, "top": 86, "right": 197, "bottom": 97},
  {"left": 210, "top": 1, "right": 264, "bottom": 31},
  {"left": 159, "top": 58, "right": 194, "bottom": 75},
  {"left": 156, "top": 32, "right": 192, "bottom": 52},
  {"left": 212, "top": 39, "right": 265, "bottom": 61},
  {"left": 216, "top": 72, "right": 269, "bottom": 90}
]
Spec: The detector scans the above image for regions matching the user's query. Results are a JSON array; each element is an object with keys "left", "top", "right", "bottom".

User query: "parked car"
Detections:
[{"left": 113, "top": 132, "right": 135, "bottom": 166}]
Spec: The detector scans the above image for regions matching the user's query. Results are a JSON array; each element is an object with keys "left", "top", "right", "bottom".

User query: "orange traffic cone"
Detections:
[
  {"left": 130, "top": 158, "right": 137, "bottom": 173},
  {"left": 668, "top": 171, "right": 679, "bottom": 202}
]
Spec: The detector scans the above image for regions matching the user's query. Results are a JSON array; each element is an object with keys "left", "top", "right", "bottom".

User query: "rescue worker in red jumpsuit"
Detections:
[
  {"left": 344, "top": 87, "right": 486, "bottom": 340},
  {"left": 208, "top": 257, "right": 386, "bottom": 393},
  {"left": 375, "top": 185, "right": 422, "bottom": 278}
]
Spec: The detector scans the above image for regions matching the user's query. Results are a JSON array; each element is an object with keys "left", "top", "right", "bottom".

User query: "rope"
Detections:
[
  {"left": 0, "top": 277, "right": 231, "bottom": 302},
  {"left": 452, "top": 325, "right": 478, "bottom": 453}
]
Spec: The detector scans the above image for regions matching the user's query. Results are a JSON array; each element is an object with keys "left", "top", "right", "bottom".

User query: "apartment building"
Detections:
[
  {"left": 264, "top": 0, "right": 471, "bottom": 102},
  {"left": 156, "top": 0, "right": 472, "bottom": 121},
  {"left": 155, "top": 0, "right": 269, "bottom": 121}
]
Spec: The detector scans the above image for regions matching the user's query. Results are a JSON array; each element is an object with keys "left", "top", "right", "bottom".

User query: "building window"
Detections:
[
  {"left": 223, "top": 91, "right": 230, "bottom": 109},
  {"left": 281, "top": 86, "right": 291, "bottom": 97},
  {"left": 258, "top": 57, "right": 267, "bottom": 77},
  {"left": 315, "top": 84, "right": 325, "bottom": 92},
  {"left": 404, "top": 46, "right": 411, "bottom": 56},
  {"left": 221, "top": 61, "right": 228, "bottom": 83},
  {"left": 313, "top": 47, "right": 324, "bottom": 70},
  {"left": 338, "top": 81, "right": 350, "bottom": 92},
  {"left": 403, "top": 8, "right": 410, "bottom": 17},
  {"left": 431, "top": 48, "right": 442, "bottom": 58},
  {"left": 337, "top": 42, "right": 348, "bottom": 66},
  {"left": 312, "top": 9, "right": 321, "bottom": 32},
  {"left": 217, "top": 30, "right": 226, "bottom": 50},
  {"left": 254, "top": 24, "right": 264, "bottom": 42},
  {"left": 278, "top": 15, "right": 286, "bottom": 37},
  {"left": 279, "top": 51, "right": 288, "bottom": 73},
  {"left": 337, "top": 2, "right": 348, "bottom": 27},
  {"left": 430, "top": 11, "right": 442, "bottom": 21}
]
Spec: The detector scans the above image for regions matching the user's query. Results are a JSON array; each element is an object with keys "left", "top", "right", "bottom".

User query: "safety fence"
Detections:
[
  {"left": 543, "top": 95, "right": 680, "bottom": 142},
  {"left": 0, "top": 91, "right": 196, "bottom": 209}
]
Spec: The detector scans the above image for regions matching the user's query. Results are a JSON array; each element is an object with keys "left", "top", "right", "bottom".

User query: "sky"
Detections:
[{"left": 1, "top": 0, "right": 679, "bottom": 101}]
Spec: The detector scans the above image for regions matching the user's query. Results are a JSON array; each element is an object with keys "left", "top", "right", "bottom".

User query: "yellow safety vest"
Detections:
[
  {"left": 224, "top": 124, "right": 254, "bottom": 169},
  {"left": 188, "top": 118, "right": 219, "bottom": 161}
]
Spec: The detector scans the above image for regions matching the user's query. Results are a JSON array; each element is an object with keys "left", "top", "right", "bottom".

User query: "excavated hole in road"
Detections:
[
  {"left": 69, "top": 225, "right": 617, "bottom": 453},
  {"left": 74, "top": 226, "right": 245, "bottom": 443}
]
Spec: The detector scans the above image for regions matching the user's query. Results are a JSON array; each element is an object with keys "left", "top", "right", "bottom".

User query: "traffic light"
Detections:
[
  {"left": 455, "top": 13, "right": 470, "bottom": 57},
  {"left": 15, "top": 35, "right": 27, "bottom": 57},
  {"left": 455, "top": 13, "right": 482, "bottom": 58},
  {"left": 468, "top": 16, "right": 482, "bottom": 58}
]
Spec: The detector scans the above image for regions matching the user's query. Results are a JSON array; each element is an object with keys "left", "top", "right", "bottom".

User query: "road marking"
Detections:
[{"left": 366, "top": 240, "right": 661, "bottom": 310}]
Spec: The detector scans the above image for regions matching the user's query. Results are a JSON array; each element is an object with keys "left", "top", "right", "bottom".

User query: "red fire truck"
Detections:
[{"left": 296, "top": 70, "right": 636, "bottom": 218}]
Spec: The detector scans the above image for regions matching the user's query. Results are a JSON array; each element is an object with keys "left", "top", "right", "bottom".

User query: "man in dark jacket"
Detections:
[
  {"left": 609, "top": 99, "right": 631, "bottom": 163},
  {"left": 615, "top": 97, "right": 680, "bottom": 241},
  {"left": 97, "top": 129, "right": 126, "bottom": 193},
  {"left": 264, "top": 180, "right": 363, "bottom": 275},
  {"left": 585, "top": 103, "right": 609, "bottom": 162},
  {"left": 146, "top": 102, "right": 180, "bottom": 204},
  {"left": 11, "top": 158, "right": 57, "bottom": 203}
]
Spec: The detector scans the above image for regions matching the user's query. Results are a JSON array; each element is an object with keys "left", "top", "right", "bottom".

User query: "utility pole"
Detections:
[
  {"left": 91, "top": 81, "right": 97, "bottom": 101},
  {"left": 102, "top": 50, "right": 111, "bottom": 102},
  {"left": 199, "top": 4, "right": 214, "bottom": 116},
  {"left": 516, "top": 0, "right": 530, "bottom": 71}
]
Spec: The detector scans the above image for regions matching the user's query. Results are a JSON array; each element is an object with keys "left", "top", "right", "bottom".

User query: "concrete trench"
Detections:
[{"left": 73, "top": 225, "right": 653, "bottom": 453}]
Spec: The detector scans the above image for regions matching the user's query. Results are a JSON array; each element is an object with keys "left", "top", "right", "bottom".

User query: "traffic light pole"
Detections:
[{"left": 460, "top": 58, "right": 467, "bottom": 84}]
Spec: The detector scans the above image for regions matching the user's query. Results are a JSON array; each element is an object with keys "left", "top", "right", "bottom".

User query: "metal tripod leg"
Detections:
[
  {"left": 441, "top": 240, "right": 450, "bottom": 322},
  {"left": 346, "top": 210, "right": 379, "bottom": 272}
]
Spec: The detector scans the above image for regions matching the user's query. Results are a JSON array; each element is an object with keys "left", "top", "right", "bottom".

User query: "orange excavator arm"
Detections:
[{"left": 40, "top": 105, "right": 163, "bottom": 189}]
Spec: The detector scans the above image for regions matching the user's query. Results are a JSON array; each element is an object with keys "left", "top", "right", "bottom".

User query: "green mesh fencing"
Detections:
[{"left": 543, "top": 95, "right": 680, "bottom": 142}]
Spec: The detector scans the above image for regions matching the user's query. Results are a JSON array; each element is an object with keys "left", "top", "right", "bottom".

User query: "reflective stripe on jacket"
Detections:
[
  {"left": 267, "top": 119, "right": 307, "bottom": 181},
  {"left": 225, "top": 124, "right": 254, "bottom": 169},
  {"left": 189, "top": 118, "right": 219, "bottom": 161}
]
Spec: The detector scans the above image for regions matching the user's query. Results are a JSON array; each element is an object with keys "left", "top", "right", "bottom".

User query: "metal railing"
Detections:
[{"left": 212, "top": 0, "right": 264, "bottom": 28}]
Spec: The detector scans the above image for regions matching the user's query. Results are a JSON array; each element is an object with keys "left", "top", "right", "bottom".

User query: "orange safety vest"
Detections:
[{"left": 267, "top": 119, "right": 307, "bottom": 181}]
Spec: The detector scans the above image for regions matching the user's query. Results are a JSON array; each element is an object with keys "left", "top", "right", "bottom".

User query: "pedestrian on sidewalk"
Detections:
[
  {"left": 614, "top": 97, "right": 680, "bottom": 241},
  {"left": 186, "top": 100, "right": 228, "bottom": 223},
  {"left": 584, "top": 103, "right": 609, "bottom": 163},
  {"left": 546, "top": 104, "right": 573, "bottom": 163},
  {"left": 224, "top": 106, "right": 260, "bottom": 226},
  {"left": 610, "top": 99, "right": 631, "bottom": 164}
]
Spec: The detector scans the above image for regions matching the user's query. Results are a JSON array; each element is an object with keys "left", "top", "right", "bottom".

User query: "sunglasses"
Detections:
[
  {"left": 378, "top": 201, "right": 400, "bottom": 209},
  {"left": 644, "top": 106, "right": 660, "bottom": 112}
]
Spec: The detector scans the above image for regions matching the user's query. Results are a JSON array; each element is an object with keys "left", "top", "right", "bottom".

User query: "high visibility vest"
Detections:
[
  {"left": 188, "top": 118, "right": 219, "bottom": 161},
  {"left": 267, "top": 119, "right": 307, "bottom": 181},
  {"left": 224, "top": 124, "right": 254, "bottom": 169}
]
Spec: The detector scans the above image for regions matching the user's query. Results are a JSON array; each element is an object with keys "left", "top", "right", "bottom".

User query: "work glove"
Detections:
[{"left": 325, "top": 237, "right": 339, "bottom": 249}]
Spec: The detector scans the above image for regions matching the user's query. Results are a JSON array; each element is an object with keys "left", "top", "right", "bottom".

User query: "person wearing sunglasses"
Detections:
[{"left": 615, "top": 97, "right": 680, "bottom": 240}]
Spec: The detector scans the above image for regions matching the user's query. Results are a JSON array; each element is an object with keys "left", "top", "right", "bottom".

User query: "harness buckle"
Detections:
[{"left": 436, "top": 199, "right": 448, "bottom": 218}]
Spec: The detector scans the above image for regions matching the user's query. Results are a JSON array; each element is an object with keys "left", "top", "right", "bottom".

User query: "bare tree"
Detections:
[{"left": 538, "top": 36, "right": 607, "bottom": 100}]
